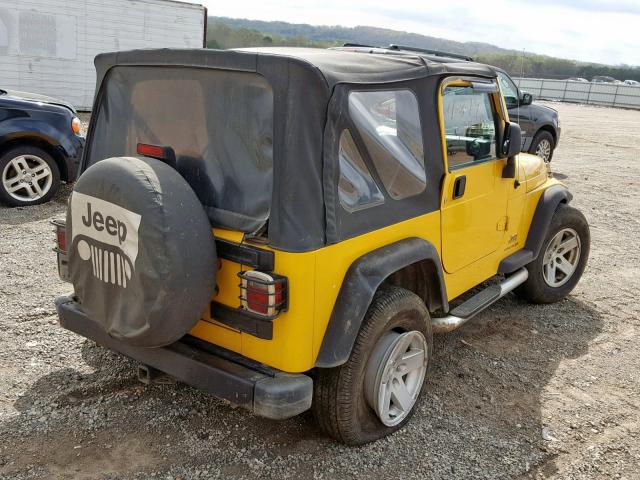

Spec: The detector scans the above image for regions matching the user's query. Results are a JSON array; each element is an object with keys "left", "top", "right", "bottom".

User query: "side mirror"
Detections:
[
  {"left": 501, "top": 122, "right": 522, "bottom": 178},
  {"left": 520, "top": 91, "right": 533, "bottom": 105},
  {"left": 500, "top": 122, "right": 522, "bottom": 158},
  {"left": 503, "top": 95, "right": 518, "bottom": 109}
]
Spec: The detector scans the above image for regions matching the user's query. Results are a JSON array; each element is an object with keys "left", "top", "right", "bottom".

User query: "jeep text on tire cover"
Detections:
[{"left": 71, "top": 192, "right": 141, "bottom": 287}]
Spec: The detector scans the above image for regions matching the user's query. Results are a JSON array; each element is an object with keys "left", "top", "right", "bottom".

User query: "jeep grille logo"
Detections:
[{"left": 70, "top": 192, "right": 142, "bottom": 288}]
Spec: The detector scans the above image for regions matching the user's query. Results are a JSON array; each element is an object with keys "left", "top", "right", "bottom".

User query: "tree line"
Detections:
[
  {"left": 207, "top": 20, "right": 640, "bottom": 82},
  {"left": 475, "top": 53, "right": 640, "bottom": 81},
  {"left": 206, "top": 21, "right": 340, "bottom": 50}
]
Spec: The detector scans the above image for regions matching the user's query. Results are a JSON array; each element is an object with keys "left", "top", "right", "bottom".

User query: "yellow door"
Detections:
[{"left": 439, "top": 80, "right": 510, "bottom": 273}]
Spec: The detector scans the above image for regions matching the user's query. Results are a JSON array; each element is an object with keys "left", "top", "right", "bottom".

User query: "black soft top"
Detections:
[
  {"left": 237, "top": 47, "right": 496, "bottom": 85},
  {"left": 88, "top": 48, "right": 498, "bottom": 252},
  {"left": 94, "top": 47, "right": 497, "bottom": 92}
]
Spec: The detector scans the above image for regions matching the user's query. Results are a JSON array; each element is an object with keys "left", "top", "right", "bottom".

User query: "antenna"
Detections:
[{"left": 518, "top": 48, "right": 525, "bottom": 125}]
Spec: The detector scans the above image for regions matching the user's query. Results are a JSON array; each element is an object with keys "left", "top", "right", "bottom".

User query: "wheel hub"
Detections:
[
  {"left": 542, "top": 228, "right": 581, "bottom": 287},
  {"left": 364, "top": 330, "right": 428, "bottom": 427}
]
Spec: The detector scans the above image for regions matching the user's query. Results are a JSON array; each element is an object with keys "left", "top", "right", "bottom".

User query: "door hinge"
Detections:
[{"left": 497, "top": 216, "right": 509, "bottom": 231}]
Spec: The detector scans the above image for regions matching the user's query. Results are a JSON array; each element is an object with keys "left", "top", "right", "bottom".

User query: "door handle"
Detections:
[{"left": 453, "top": 175, "right": 466, "bottom": 199}]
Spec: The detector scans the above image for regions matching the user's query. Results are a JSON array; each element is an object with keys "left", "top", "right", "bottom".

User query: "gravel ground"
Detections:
[{"left": 1, "top": 103, "right": 639, "bottom": 479}]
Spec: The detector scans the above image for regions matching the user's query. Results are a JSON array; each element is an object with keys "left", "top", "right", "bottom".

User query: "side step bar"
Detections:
[{"left": 432, "top": 268, "right": 529, "bottom": 333}]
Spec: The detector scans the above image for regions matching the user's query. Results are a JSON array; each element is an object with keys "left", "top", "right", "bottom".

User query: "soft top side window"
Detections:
[
  {"left": 338, "top": 129, "right": 384, "bottom": 212},
  {"left": 441, "top": 84, "right": 498, "bottom": 170},
  {"left": 348, "top": 90, "right": 426, "bottom": 201}
]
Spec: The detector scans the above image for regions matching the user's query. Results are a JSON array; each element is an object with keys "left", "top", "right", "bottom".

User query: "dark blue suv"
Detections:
[{"left": 0, "top": 89, "right": 85, "bottom": 207}]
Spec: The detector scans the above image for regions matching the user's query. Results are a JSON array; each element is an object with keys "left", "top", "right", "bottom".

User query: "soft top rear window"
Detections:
[{"left": 87, "top": 66, "right": 274, "bottom": 234}]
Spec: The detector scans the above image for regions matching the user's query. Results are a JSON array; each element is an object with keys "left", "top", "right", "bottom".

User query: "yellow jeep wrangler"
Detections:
[{"left": 53, "top": 47, "right": 589, "bottom": 445}]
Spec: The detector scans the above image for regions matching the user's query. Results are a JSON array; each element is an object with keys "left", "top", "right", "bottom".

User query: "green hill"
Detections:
[
  {"left": 207, "top": 17, "right": 640, "bottom": 81},
  {"left": 210, "top": 16, "right": 516, "bottom": 56}
]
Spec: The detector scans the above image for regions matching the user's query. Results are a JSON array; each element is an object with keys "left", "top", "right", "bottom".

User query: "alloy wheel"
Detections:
[
  {"left": 1, "top": 154, "right": 53, "bottom": 202},
  {"left": 536, "top": 139, "right": 552, "bottom": 162},
  {"left": 543, "top": 228, "right": 581, "bottom": 287},
  {"left": 364, "top": 330, "right": 428, "bottom": 427}
]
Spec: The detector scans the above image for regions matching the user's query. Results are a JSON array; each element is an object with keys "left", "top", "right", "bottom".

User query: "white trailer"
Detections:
[{"left": 0, "top": 0, "right": 206, "bottom": 110}]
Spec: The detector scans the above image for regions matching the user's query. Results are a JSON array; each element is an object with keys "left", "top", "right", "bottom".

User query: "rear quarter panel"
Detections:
[{"left": 190, "top": 213, "right": 441, "bottom": 373}]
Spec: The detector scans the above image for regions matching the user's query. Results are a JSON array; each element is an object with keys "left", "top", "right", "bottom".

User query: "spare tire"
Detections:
[{"left": 66, "top": 156, "right": 217, "bottom": 347}]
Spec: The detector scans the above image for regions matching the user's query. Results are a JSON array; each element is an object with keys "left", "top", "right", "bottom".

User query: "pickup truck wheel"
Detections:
[
  {"left": 529, "top": 130, "right": 555, "bottom": 162},
  {"left": 312, "top": 286, "right": 432, "bottom": 445},
  {"left": 516, "top": 204, "right": 590, "bottom": 304},
  {"left": 0, "top": 146, "right": 60, "bottom": 207}
]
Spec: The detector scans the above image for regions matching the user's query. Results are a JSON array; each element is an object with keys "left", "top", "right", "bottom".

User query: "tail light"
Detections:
[
  {"left": 238, "top": 270, "right": 288, "bottom": 318},
  {"left": 137, "top": 143, "right": 176, "bottom": 167},
  {"left": 51, "top": 219, "right": 70, "bottom": 282},
  {"left": 52, "top": 219, "right": 67, "bottom": 253}
]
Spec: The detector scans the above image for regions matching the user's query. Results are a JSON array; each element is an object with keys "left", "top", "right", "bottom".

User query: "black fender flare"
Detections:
[
  {"left": 526, "top": 185, "right": 572, "bottom": 257},
  {"left": 314, "top": 237, "right": 447, "bottom": 368},
  {"left": 499, "top": 184, "right": 572, "bottom": 274}
]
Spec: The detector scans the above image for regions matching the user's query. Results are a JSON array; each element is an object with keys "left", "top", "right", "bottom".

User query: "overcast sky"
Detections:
[{"left": 202, "top": 0, "right": 639, "bottom": 66}]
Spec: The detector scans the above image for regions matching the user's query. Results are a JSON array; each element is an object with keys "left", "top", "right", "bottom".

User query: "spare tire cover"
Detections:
[{"left": 67, "top": 156, "right": 217, "bottom": 347}]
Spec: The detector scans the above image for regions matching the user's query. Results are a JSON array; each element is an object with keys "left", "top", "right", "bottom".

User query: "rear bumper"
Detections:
[{"left": 55, "top": 296, "right": 312, "bottom": 420}]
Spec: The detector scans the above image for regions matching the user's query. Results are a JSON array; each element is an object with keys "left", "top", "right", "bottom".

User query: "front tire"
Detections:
[
  {"left": 313, "top": 286, "right": 433, "bottom": 445},
  {"left": 516, "top": 204, "right": 590, "bottom": 304},
  {"left": 529, "top": 130, "right": 555, "bottom": 163},
  {"left": 0, "top": 146, "right": 60, "bottom": 207}
]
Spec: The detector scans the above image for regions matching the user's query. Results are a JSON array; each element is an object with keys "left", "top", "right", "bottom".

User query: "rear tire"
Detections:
[
  {"left": 529, "top": 130, "right": 555, "bottom": 163},
  {"left": 0, "top": 146, "right": 60, "bottom": 207},
  {"left": 313, "top": 286, "right": 433, "bottom": 445},
  {"left": 515, "top": 204, "right": 589, "bottom": 304}
]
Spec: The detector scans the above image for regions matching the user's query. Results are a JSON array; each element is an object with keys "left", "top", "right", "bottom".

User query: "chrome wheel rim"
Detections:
[
  {"left": 536, "top": 139, "right": 552, "bottom": 162},
  {"left": 2, "top": 154, "right": 53, "bottom": 202},
  {"left": 364, "top": 330, "right": 428, "bottom": 427},
  {"left": 543, "top": 228, "right": 581, "bottom": 287}
]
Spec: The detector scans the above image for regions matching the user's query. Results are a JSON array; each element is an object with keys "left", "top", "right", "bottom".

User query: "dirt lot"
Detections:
[{"left": 1, "top": 102, "right": 639, "bottom": 479}]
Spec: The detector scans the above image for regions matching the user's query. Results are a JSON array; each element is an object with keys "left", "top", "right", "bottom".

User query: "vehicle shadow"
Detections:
[
  {"left": 422, "top": 294, "right": 603, "bottom": 478},
  {"left": 0, "top": 183, "right": 73, "bottom": 225},
  {"left": 1, "top": 294, "right": 602, "bottom": 479}
]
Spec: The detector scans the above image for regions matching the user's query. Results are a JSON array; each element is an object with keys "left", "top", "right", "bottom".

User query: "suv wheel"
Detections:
[
  {"left": 515, "top": 204, "right": 590, "bottom": 304},
  {"left": 529, "top": 130, "right": 555, "bottom": 162},
  {"left": 313, "top": 286, "right": 432, "bottom": 445},
  {"left": 0, "top": 146, "right": 60, "bottom": 206}
]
